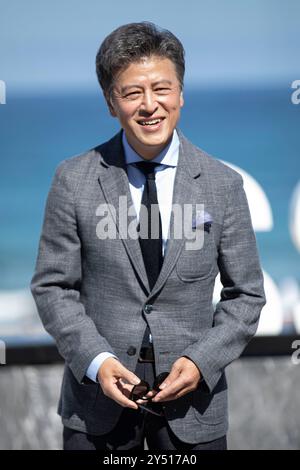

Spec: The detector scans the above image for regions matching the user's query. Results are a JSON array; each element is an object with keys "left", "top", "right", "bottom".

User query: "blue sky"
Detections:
[{"left": 0, "top": 0, "right": 299, "bottom": 91}]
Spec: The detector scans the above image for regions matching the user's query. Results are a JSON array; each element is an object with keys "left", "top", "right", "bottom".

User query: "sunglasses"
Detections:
[{"left": 130, "top": 372, "right": 169, "bottom": 417}]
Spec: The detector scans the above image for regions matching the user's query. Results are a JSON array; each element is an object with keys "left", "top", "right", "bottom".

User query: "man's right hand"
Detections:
[{"left": 97, "top": 357, "right": 141, "bottom": 410}]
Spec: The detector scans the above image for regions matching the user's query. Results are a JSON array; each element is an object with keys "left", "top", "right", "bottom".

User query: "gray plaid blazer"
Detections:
[{"left": 30, "top": 129, "right": 266, "bottom": 443}]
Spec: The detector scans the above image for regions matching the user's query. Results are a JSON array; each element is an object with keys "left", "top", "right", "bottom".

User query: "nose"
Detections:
[{"left": 140, "top": 89, "right": 158, "bottom": 115}]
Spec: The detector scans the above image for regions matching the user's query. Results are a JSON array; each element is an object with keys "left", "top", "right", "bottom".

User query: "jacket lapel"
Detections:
[
  {"left": 150, "top": 129, "right": 204, "bottom": 298},
  {"left": 96, "top": 131, "right": 150, "bottom": 293},
  {"left": 96, "top": 129, "right": 206, "bottom": 298}
]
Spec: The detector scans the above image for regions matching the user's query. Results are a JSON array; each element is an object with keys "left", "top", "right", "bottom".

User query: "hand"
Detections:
[
  {"left": 151, "top": 357, "right": 201, "bottom": 403},
  {"left": 97, "top": 357, "right": 141, "bottom": 410}
]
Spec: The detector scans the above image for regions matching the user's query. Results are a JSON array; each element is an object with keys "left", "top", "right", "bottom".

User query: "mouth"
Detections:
[{"left": 137, "top": 117, "right": 165, "bottom": 127}]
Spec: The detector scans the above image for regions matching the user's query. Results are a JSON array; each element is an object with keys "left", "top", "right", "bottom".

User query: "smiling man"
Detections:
[
  {"left": 107, "top": 56, "right": 184, "bottom": 158},
  {"left": 31, "top": 22, "right": 266, "bottom": 450}
]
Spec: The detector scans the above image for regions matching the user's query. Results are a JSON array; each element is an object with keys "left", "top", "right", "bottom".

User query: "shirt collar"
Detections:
[{"left": 122, "top": 129, "right": 179, "bottom": 167}]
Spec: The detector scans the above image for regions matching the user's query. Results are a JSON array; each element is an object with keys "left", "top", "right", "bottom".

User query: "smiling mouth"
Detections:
[{"left": 137, "top": 118, "right": 165, "bottom": 126}]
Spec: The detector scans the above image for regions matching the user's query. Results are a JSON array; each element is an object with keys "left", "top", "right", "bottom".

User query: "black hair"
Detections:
[{"left": 96, "top": 22, "right": 185, "bottom": 100}]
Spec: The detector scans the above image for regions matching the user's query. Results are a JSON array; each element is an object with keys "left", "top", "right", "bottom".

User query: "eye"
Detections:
[
  {"left": 124, "top": 91, "right": 141, "bottom": 99},
  {"left": 155, "top": 88, "right": 171, "bottom": 94}
]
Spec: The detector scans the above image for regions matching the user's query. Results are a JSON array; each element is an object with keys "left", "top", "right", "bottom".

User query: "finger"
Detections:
[
  {"left": 98, "top": 359, "right": 141, "bottom": 389},
  {"left": 153, "top": 385, "right": 192, "bottom": 402},
  {"left": 134, "top": 388, "right": 157, "bottom": 404},
  {"left": 136, "top": 389, "right": 157, "bottom": 402},
  {"left": 117, "top": 366, "right": 141, "bottom": 386},
  {"left": 107, "top": 383, "right": 139, "bottom": 409},
  {"left": 115, "top": 380, "right": 134, "bottom": 399},
  {"left": 155, "top": 386, "right": 192, "bottom": 402},
  {"left": 152, "top": 376, "right": 187, "bottom": 402},
  {"left": 117, "top": 379, "right": 135, "bottom": 391},
  {"left": 158, "top": 367, "right": 181, "bottom": 391},
  {"left": 136, "top": 398, "right": 149, "bottom": 404}
]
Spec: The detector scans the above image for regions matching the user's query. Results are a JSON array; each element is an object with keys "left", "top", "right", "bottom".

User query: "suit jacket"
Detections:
[{"left": 30, "top": 129, "right": 266, "bottom": 443}]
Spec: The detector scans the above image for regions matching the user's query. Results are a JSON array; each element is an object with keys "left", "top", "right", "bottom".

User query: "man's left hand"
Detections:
[{"left": 150, "top": 356, "right": 201, "bottom": 403}]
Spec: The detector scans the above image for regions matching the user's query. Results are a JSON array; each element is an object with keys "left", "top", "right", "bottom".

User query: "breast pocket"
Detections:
[{"left": 176, "top": 230, "right": 215, "bottom": 282}]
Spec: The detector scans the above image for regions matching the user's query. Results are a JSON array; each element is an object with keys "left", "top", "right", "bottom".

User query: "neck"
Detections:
[{"left": 125, "top": 133, "right": 174, "bottom": 160}]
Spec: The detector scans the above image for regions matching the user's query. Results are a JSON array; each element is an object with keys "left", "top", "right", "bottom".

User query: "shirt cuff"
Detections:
[{"left": 86, "top": 352, "right": 119, "bottom": 383}]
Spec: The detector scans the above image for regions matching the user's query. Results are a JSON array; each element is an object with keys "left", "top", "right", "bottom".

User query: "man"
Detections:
[{"left": 31, "top": 22, "right": 266, "bottom": 450}]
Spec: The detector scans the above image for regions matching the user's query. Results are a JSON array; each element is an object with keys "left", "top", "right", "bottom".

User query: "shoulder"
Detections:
[
  {"left": 51, "top": 132, "right": 117, "bottom": 190},
  {"left": 54, "top": 131, "right": 121, "bottom": 183},
  {"left": 179, "top": 130, "right": 243, "bottom": 188},
  {"left": 54, "top": 147, "right": 100, "bottom": 181},
  {"left": 48, "top": 138, "right": 111, "bottom": 201},
  {"left": 202, "top": 151, "right": 242, "bottom": 186}
]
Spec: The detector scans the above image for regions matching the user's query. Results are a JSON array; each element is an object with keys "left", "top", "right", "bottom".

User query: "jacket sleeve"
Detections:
[
  {"left": 30, "top": 162, "right": 116, "bottom": 384},
  {"left": 181, "top": 174, "right": 266, "bottom": 393}
]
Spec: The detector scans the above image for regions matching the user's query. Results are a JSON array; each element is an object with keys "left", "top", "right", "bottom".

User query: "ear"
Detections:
[{"left": 105, "top": 93, "right": 117, "bottom": 117}]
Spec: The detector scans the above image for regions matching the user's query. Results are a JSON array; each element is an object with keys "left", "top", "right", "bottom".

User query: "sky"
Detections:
[{"left": 0, "top": 0, "right": 299, "bottom": 91}]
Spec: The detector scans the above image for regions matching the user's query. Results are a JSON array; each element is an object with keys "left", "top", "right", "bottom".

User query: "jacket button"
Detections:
[
  {"left": 144, "top": 304, "right": 153, "bottom": 314},
  {"left": 127, "top": 346, "right": 136, "bottom": 356}
]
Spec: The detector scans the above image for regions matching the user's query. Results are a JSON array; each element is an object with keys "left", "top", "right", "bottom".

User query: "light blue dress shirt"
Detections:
[{"left": 86, "top": 129, "right": 180, "bottom": 382}]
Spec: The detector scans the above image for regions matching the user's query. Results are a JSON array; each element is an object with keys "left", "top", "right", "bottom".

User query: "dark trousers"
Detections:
[{"left": 63, "top": 360, "right": 227, "bottom": 451}]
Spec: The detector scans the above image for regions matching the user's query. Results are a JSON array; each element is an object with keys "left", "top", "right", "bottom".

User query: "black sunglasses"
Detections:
[{"left": 130, "top": 372, "right": 169, "bottom": 417}]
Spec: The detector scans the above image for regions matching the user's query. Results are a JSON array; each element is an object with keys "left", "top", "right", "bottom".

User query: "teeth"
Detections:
[{"left": 140, "top": 119, "right": 162, "bottom": 126}]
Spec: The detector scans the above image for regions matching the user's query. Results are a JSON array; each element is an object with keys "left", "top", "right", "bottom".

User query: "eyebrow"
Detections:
[{"left": 121, "top": 80, "right": 173, "bottom": 94}]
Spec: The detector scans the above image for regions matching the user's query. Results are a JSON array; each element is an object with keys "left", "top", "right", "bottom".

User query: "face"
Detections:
[{"left": 108, "top": 56, "right": 184, "bottom": 159}]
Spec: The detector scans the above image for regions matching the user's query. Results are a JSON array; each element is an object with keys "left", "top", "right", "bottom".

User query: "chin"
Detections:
[{"left": 141, "top": 132, "right": 169, "bottom": 144}]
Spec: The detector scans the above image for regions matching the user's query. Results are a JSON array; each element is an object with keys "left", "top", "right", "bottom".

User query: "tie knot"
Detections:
[{"left": 133, "top": 161, "right": 161, "bottom": 179}]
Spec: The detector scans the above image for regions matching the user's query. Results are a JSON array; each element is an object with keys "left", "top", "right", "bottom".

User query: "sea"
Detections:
[{"left": 0, "top": 86, "right": 299, "bottom": 341}]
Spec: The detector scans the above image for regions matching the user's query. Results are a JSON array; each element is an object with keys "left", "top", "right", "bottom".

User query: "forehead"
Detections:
[{"left": 114, "top": 56, "right": 178, "bottom": 86}]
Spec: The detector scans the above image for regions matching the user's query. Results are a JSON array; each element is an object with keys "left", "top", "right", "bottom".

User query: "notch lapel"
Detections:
[
  {"left": 96, "top": 129, "right": 206, "bottom": 299},
  {"left": 96, "top": 132, "right": 150, "bottom": 293},
  {"left": 150, "top": 130, "right": 205, "bottom": 298}
]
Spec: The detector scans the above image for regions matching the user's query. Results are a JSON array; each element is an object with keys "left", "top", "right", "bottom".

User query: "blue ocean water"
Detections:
[{"left": 0, "top": 87, "right": 299, "bottom": 293}]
